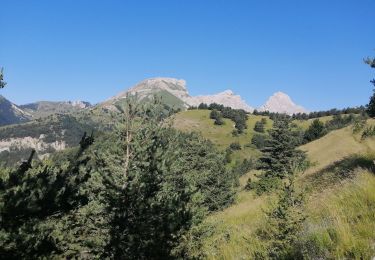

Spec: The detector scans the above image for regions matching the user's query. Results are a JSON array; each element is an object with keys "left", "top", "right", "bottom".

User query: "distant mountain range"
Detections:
[
  {"left": 0, "top": 77, "right": 309, "bottom": 166},
  {"left": 0, "top": 97, "right": 92, "bottom": 126},
  {"left": 0, "top": 77, "right": 307, "bottom": 127},
  {"left": 20, "top": 100, "right": 91, "bottom": 119},
  {"left": 105, "top": 77, "right": 306, "bottom": 114}
]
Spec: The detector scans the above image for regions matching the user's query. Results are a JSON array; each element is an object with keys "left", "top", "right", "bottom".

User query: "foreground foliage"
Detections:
[{"left": 0, "top": 99, "right": 236, "bottom": 259}]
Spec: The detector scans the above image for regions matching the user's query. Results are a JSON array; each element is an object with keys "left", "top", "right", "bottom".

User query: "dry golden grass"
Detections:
[
  {"left": 300, "top": 119, "right": 375, "bottom": 175},
  {"left": 184, "top": 118, "right": 375, "bottom": 259},
  {"left": 303, "top": 170, "right": 375, "bottom": 259},
  {"left": 188, "top": 171, "right": 273, "bottom": 259}
]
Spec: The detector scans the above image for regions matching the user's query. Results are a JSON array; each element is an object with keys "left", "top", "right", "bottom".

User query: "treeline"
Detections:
[
  {"left": 302, "top": 113, "right": 366, "bottom": 143},
  {"left": 250, "top": 113, "right": 365, "bottom": 150},
  {"left": 253, "top": 106, "right": 366, "bottom": 120},
  {"left": 189, "top": 103, "right": 248, "bottom": 134}
]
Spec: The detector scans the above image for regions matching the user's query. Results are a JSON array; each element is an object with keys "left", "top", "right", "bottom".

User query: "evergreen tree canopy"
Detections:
[
  {"left": 303, "top": 119, "right": 326, "bottom": 143},
  {"left": 365, "top": 56, "right": 375, "bottom": 117},
  {"left": 259, "top": 177, "right": 305, "bottom": 259},
  {"left": 0, "top": 99, "right": 236, "bottom": 259},
  {"left": 261, "top": 116, "right": 306, "bottom": 179},
  {"left": 254, "top": 120, "right": 265, "bottom": 133},
  {"left": 0, "top": 67, "right": 6, "bottom": 89}
]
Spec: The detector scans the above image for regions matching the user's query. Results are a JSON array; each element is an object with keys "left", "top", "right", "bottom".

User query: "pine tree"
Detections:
[
  {"left": 254, "top": 120, "right": 265, "bottom": 133},
  {"left": 0, "top": 67, "right": 6, "bottom": 89},
  {"left": 303, "top": 119, "right": 326, "bottom": 142},
  {"left": 259, "top": 176, "right": 305, "bottom": 259},
  {"left": 210, "top": 109, "right": 224, "bottom": 125},
  {"left": 102, "top": 97, "right": 235, "bottom": 258},
  {"left": 365, "top": 56, "right": 375, "bottom": 117},
  {"left": 0, "top": 132, "right": 99, "bottom": 258},
  {"left": 261, "top": 116, "right": 305, "bottom": 179}
]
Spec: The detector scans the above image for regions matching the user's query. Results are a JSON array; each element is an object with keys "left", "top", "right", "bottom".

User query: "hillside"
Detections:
[
  {"left": 0, "top": 107, "right": 114, "bottom": 166},
  {"left": 0, "top": 95, "right": 31, "bottom": 126},
  {"left": 173, "top": 109, "right": 272, "bottom": 160},
  {"left": 183, "top": 121, "right": 375, "bottom": 259},
  {"left": 300, "top": 120, "right": 375, "bottom": 174}
]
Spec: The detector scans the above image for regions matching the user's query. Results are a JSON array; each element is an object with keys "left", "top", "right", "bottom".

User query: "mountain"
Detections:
[
  {"left": 0, "top": 95, "right": 31, "bottom": 126},
  {"left": 105, "top": 77, "right": 254, "bottom": 112},
  {"left": 106, "top": 78, "right": 189, "bottom": 109},
  {"left": 0, "top": 105, "right": 116, "bottom": 167},
  {"left": 186, "top": 90, "right": 254, "bottom": 112},
  {"left": 20, "top": 100, "right": 91, "bottom": 119},
  {"left": 258, "top": 91, "right": 307, "bottom": 115}
]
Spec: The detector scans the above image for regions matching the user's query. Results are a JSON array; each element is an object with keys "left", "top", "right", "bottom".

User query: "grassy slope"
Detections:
[
  {"left": 300, "top": 119, "right": 375, "bottom": 174},
  {"left": 184, "top": 118, "right": 375, "bottom": 259},
  {"left": 173, "top": 110, "right": 272, "bottom": 161},
  {"left": 294, "top": 115, "right": 333, "bottom": 130}
]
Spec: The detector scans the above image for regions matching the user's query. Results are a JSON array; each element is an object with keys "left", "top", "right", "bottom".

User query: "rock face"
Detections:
[
  {"left": 107, "top": 77, "right": 254, "bottom": 112},
  {"left": 258, "top": 91, "right": 307, "bottom": 115},
  {"left": 0, "top": 136, "right": 67, "bottom": 154},
  {"left": 69, "top": 100, "right": 91, "bottom": 109},
  {"left": 186, "top": 90, "right": 254, "bottom": 112},
  {"left": 0, "top": 95, "right": 31, "bottom": 126},
  {"left": 113, "top": 77, "right": 190, "bottom": 102}
]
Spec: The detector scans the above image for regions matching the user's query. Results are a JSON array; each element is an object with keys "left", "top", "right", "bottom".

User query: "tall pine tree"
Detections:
[
  {"left": 257, "top": 176, "right": 305, "bottom": 259},
  {"left": 365, "top": 56, "right": 375, "bottom": 117},
  {"left": 261, "top": 116, "right": 305, "bottom": 179},
  {"left": 0, "top": 67, "right": 6, "bottom": 89}
]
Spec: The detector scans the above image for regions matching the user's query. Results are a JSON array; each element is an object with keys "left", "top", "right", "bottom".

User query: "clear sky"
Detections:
[{"left": 1, "top": 0, "right": 374, "bottom": 111}]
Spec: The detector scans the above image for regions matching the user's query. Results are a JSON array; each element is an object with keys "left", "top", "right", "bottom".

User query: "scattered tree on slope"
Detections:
[
  {"left": 365, "top": 55, "right": 375, "bottom": 117},
  {"left": 247, "top": 116, "right": 306, "bottom": 194},
  {"left": 0, "top": 67, "right": 6, "bottom": 89}
]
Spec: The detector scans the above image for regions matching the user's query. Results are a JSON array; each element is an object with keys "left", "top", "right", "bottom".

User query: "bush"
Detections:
[
  {"left": 361, "top": 125, "right": 375, "bottom": 139},
  {"left": 251, "top": 134, "right": 268, "bottom": 149},
  {"left": 229, "top": 142, "right": 241, "bottom": 150},
  {"left": 246, "top": 175, "right": 281, "bottom": 195},
  {"left": 210, "top": 109, "right": 224, "bottom": 125},
  {"left": 232, "top": 158, "right": 255, "bottom": 176},
  {"left": 254, "top": 121, "right": 265, "bottom": 133},
  {"left": 352, "top": 118, "right": 366, "bottom": 133},
  {"left": 303, "top": 119, "right": 326, "bottom": 143}
]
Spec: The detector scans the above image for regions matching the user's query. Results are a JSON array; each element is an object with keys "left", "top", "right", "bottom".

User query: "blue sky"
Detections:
[{"left": 1, "top": 0, "right": 374, "bottom": 111}]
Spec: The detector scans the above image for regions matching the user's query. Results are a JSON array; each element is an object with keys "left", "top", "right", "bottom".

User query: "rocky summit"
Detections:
[
  {"left": 258, "top": 91, "right": 307, "bottom": 115},
  {"left": 186, "top": 89, "right": 254, "bottom": 112},
  {"left": 107, "top": 77, "right": 254, "bottom": 112}
]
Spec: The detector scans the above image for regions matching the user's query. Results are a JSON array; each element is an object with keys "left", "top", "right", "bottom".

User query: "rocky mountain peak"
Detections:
[
  {"left": 111, "top": 77, "right": 189, "bottom": 101},
  {"left": 219, "top": 90, "right": 234, "bottom": 96},
  {"left": 69, "top": 100, "right": 91, "bottom": 109},
  {"left": 259, "top": 91, "right": 307, "bottom": 115},
  {"left": 186, "top": 89, "right": 253, "bottom": 112},
  {"left": 107, "top": 77, "right": 253, "bottom": 112}
]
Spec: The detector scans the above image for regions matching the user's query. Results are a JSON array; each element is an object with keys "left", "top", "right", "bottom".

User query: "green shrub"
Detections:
[
  {"left": 229, "top": 142, "right": 241, "bottom": 150},
  {"left": 251, "top": 134, "right": 268, "bottom": 149},
  {"left": 361, "top": 125, "right": 375, "bottom": 139}
]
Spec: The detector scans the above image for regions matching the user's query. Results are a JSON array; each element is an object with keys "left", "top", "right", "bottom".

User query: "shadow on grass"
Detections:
[{"left": 303, "top": 154, "right": 375, "bottom": 193}]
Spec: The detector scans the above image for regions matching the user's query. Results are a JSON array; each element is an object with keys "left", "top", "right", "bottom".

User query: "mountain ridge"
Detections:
[
  {"left": 106, "top": 77, "right": 309, "bottom": 114},
  {"left": 0, "top": 95, "right": 32, "bottom": 126},
  {"left": 106, "top": 77, "right": 255, "bottom": 112}
]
